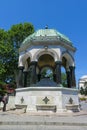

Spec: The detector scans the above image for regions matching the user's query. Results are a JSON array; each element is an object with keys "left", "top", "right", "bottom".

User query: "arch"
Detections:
[
  {"left": 18, "top": 52, "right": 32, "bottom": 67},
  {"left": 61, "top": 51, "right": 75, "bottom": 67},
  {"left": 38, "top": 54, "right": 55, "bottom": 68},
  {"left": 33, "top": 49, "right": 59, "bottom": 62}
]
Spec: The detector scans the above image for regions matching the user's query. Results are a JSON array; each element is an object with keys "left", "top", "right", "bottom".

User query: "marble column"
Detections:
[
  {"left": 53, "top": 74, "right": 56, "bottom": 82},
  {"left": 69, "top": 66, "right": 76, "bottom": 87},
  {"left": 66, "top": 69, "right": 72, "bottom": 88},
  {"left": 55, "top": 61, "right": 62, "bottom": 84},
  {"left": 18, "top": 66, "right": 24, "bottom": 88},
  {"left": 38, "top": 74, "right": 41, "bottom": 82},
  {"left": 23, "top": 71, "right": 28, "bottom": 87},
  {"left": 30, "top": 61, "right": 37, "bottom": 84}
]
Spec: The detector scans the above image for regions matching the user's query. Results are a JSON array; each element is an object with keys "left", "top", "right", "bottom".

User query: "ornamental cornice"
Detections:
[{"left": 19, "top": 40, "right": 76, "bottom": 53}]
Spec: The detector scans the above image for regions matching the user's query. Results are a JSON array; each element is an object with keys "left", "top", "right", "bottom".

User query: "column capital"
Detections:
[
  {"left": 23, "top": 71, "right": 28, "bottom": 74},
  {"left": 55, "top": 61, "right": 62, "bottom": 65},
  {"left": 69, "top": 66, "right": 75, "bottom": 69},
  {"left": 18, "top": 66, "right": 24, "bottom": 70},
  {"left": 30, "top": 61, "right": 37, "bottom": 66}
]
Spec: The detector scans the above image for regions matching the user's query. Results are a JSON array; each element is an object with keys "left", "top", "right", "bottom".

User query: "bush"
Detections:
[
  {"left": 79, "top": 97, "right": 87, "bottom": 101},
  {"left": 84, "top": 87, "right": 87, "bottom": 95},
  {"left": 0, "top": 82, "right": 16, "bottom": 95},
  {"left": 80, "top": 87, "right": 85, "bottom": 95},
  {"left": 80, "top": 86, "right": 87, "bottom": 96}
]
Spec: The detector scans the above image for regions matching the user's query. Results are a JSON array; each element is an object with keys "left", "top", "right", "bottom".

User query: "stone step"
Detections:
[{"left": 0, "top": 121, "right": 87, "bottom": 126}]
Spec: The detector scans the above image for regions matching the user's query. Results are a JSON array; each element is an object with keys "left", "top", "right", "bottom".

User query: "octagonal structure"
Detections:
[{"left": 15, "top": 27, "right": 79, "bottom": 113}]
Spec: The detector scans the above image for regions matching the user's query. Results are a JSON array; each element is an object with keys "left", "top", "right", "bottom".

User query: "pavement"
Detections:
[{"left": 0, "top": 101, "right": 87, "bottom": 130}]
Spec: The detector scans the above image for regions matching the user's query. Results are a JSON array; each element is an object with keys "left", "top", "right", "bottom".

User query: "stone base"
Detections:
[
  {"left": 15, "top": 87, "right": 79, "bottom": 113},
  {"left": 36, "top": 105, "right": 56, "bottom": 112},
  {"left": 15, "top": 104, "right": 27, "bottom": 109},
  {"left": 66, "top": 104, "right": 79, "bottom": 112}
]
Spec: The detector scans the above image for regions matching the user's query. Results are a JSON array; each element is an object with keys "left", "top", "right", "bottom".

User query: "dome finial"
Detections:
[{"left": 45, "top": 25, "right": 48, "bottom": 29}]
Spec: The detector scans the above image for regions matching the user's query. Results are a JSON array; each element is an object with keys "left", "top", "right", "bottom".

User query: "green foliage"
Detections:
[
  {"left": 41, "top": 68, "right": 48, "bottom": 78},
  {"left": 41, "top": 68, "right": 67, "bottom": 86},
  {"left": 8, "top": 22, "right": 34, "bottom": 48},
  {"left": 80, "top": 86, "right": 87, "bottom": 96},
  {"left": 41, "top": 68, "right": 53, "bottom": 79},
  {"left": 80, "top": 87, "right": 85, "bottom": 95},
  {"left": 0, "top": 22, "right": 34, "bottom": 84},
  {"left": 0, "top": 29, "right": 11, "bottom": 81},
  {"left": 0, "top": 82, "right": 7, "bottom": 95},
  {"left": 8, "top": 22, "right": 34, "bottom": 69},
  {"left": 61, "top": 72, "right": 67, "bottom": 87},
  {"left": 79, "top": 97, "right": 87, "bottom": 101}
]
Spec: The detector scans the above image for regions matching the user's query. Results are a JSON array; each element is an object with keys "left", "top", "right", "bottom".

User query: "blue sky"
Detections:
[{"left": 0, "top": 0, "right": 87, "bottom": 86}]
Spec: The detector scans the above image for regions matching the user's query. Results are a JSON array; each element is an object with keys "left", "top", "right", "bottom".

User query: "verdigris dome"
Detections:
[{"left": 21, "top": 29, "right": 72, "bottom": 47}]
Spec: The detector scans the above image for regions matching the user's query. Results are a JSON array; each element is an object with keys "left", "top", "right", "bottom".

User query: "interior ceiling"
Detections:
[
  {"left": 26, "top": 55, "right": 67, "bottom": 69},
  {"left": 38, "top": 54, "right": 55, "bottom": 68}
]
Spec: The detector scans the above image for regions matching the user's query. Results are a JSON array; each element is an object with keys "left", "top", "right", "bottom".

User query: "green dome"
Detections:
[{"left": 21, "top": 29, "right": 72, "bottom": 46}]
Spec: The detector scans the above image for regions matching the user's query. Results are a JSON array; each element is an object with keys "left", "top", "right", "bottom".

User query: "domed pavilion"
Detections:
[
  {"left": 15, "top": 27, "right": 79, "bottom": 113},
  {"left": 18, "top": 28, "right": 76, "bottom": 88}
]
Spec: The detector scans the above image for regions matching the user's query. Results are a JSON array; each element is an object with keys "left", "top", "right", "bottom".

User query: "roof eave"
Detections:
[{"left": 19, "top": 39, "right": 76, "bottom": 53}]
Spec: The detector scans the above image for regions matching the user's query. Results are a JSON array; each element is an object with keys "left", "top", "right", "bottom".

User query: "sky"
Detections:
[{"left": 0, "top": 0, "right": 87, "bottom": 86}]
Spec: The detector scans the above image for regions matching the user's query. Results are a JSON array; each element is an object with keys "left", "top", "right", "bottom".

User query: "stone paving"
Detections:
[
  {"left": 0, "top": 109, "right": 87, "bottom": 124},
  {"left": 0, "top": 101, "right": 87, "bottom": 130}
]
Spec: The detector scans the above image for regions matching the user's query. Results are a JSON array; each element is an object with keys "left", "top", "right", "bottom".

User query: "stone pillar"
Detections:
[
  {"left": 66, "top": 69, "right": 72, "bottom": 88},
  {"left": 18, "top": 66, "right": 24, "bottom": 88},
  {"left": 69, "top": 66, "right": 76, "bottom": 87},
  {"left": 55, "top": 61, "right": 62, "bottom": 84},
  {"left": 53, "top": 74, "right": 56, "bottom": 82},
  {"left": 38, "top": 74, "right": 41, "bottom": 82},
  {"left": 30, "top": 61, "right": 37, "bottom": 84},
  {"left": 23, "top": 71, "right": 28, "bottom": 87}
]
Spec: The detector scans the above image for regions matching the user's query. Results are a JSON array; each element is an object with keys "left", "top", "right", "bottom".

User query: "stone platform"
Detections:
[{"left": 15, "top": 87, "right": 79, "bottom": 113}]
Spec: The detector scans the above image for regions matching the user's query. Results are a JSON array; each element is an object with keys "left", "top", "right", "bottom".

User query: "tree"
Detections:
[
  {"left": 41, "top": 67, "right": 53, "bottom": 79},
  {"left": 0, "top": 41, "right": 14, "bottom": 81},
  {"left": 84, "top": 86, "right": 87, "bottom": 96},
  {"left": 0, "top": 22, "right": 34, "bottom": 85},
  {"left": 0, "top": 29, "right": 13, "bottom": 82},
  {"left": 8, "top": 23, "right": 34, "bottom": 85},
  {"left": 80, "top": 87, "right": 85, "bottom": 95},
  {"left": 8, "top": 22, "right": 34, "bottom": 48},
  {"left": 79, "top": 85, "right": 87, "bottom": 96},
  {"left": 61, "top": 72, "right": 67, "bottom": 87}
]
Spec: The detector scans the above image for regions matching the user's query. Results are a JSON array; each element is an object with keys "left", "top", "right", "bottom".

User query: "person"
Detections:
[{"left": 2, "top": 93, "right": 9, "bottom": 111}]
